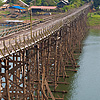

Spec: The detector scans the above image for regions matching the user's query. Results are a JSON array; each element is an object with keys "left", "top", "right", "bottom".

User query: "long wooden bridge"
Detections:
[{"left": 0, "top": 4, "right": 90, "bottom": 100}]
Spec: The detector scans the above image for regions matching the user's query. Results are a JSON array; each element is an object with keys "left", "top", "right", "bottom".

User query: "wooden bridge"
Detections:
[{"left": 0, "top": 4, "right": 90, "bottom": 100}]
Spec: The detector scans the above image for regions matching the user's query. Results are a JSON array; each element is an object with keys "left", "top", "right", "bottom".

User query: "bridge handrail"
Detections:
[
  {"left": 0, "top": 19, "right": 63, "bottom": 58},
  {"left": 0, "top": 13, "right": 63, "bottom": 35},
  {"left": 0, "top": 6, "right": 82, "bottom": 38},
  {"left": 0, "top": 3, "right": 90, "bottom": 34},
  {"left": 0, "top": 4, "right": 90, "bottom": 58},
  {"left": 0, "top": 12, "right": 68, "bottom": 33}
]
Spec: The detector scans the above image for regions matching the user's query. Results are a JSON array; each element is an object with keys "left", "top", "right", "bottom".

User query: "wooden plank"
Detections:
[
  {"left": 8, "top": 63, "right": 23, "bottom": 73},
  {"left": 8, "top": 79, "right": 23, "bottom": 90},
  {"left": 40, "top": 85, "right": 48, "bottom": 100},
  {"left": 49, "top": 97, "right": 64, "bottom": 100},
  {"left": 66, "top": 69, "right": 78, "bottom": 72},
  {"left": 65, "top": 65, "right": 80, "bottom": 68},
  {"left": 22, "top": 52, "right": 26, "bottom": 100},
  {"left": 0, "top": 62, "right": 2, "bottom": 100},
  {"left": 51, "top": 90, "right": 68, "bottom": 93},
  {"left": 5, "top": 60, "right": 10, "bottom": 100}
]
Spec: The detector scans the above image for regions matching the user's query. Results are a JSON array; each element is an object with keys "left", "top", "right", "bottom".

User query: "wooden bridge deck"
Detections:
[
  {"left": 0, "top": 4, "right": 90, "bottom": 58},
  {"left": 0, "top": 4, "right": 90, "bottom": 100}
]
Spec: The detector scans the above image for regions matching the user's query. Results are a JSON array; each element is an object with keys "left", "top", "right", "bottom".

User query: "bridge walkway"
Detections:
[{"left": 0, "top": 4, "right": 90, "bottom": 59}]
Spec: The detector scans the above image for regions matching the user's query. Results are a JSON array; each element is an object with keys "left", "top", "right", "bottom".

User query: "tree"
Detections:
[
  {"left": 22, "top": 0, "right": 59, "bottom": 6},
  {"left": 82, "top": 0, "right": 91, "bottom": 3},
  {"left": 93, "top": 0, "right": 100, "bottom": 8},
  {"left": 0, "top": 0, "right": 3, "bottom": 6},
  {"left": 36, "top": 0, "right": 42, "bottom": 5},
  {"left": 41, "top": 0, "right": 58, "bottom": 6},
  {"left": 8, "top": 0, "right": 92, "bottom": 7},
  {"left": 7, "top": 0, "right": 17, "bottom": 3}
]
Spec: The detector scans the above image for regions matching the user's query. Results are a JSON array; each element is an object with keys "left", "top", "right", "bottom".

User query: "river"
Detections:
[{"left": 64, "top": 29, "right": 100, "bottom": 100}]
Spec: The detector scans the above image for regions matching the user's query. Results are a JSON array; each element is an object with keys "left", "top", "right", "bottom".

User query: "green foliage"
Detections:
[
  {"left": 19, "top": 16, "right": 35, "bottom": 20},
  {"left": 6, "top": 0, "right": 91, "bottom": 7},
  {"left": 22, "top": 0, "right": 58, "bottom": 6},
  {"left": 88, "top": 12, "right": 100, "bottom": 26},
  {"left": 8, "top": 0, "right": 17, "bottom": 3},
  {"left": 41, "top": 0, "right": 57, "bottom": 6},
  {"left": 61, "top": 4, "right": 75, "bottom": 12},
  {"left": 8, "top": 0, "right": 89, "bottom": 11},
  {"left": 69, "top": 0, "right": 85, "bottom": 7},
  {"left": 61, "top": 0, "right": 85, "bottom": 12},
  {"left": 7, "top": 0, "right": 88, "bottom": 7},
  {"left": 96, "top": 11, "right": 100, "bottom": 15},
  {"left": 82, "top": 0, "right": 91, "bottom": 3},
  {"left": 93, "top": 0, "right": 100, "bottom": 10},
  {"left": 0, "top": 11, "right": 11, "bottom": 15},
  {"left": 36, "top": 0, "right": 42, "bottom": 6},
  {"left": 0, "top": 16, "right": 2, "bottom": 20},
  {"left": 93, "top": 0, "right": 100, "bottom": 8},
  {"left": 0, "top": 0, "right": 3, "bottom": 6}
]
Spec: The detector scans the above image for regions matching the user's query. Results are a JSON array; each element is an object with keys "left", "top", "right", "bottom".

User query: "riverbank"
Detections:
[
  {"left": 89, "top": 25, "right": 100, "bottom": 29},
  {"left": 88, "top": 12, "right": 100, "bottom": 29}
]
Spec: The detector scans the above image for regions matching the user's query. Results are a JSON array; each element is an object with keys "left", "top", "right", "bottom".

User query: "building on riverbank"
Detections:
[
  {"left": 57, "top": 0, "right": 69, "bottom": 8},
  {"left": 0, "top": 4, "right": 10, "bottom": 10},
  {"left": 29, "top": 6, "right": 57, "bottom": 13}
]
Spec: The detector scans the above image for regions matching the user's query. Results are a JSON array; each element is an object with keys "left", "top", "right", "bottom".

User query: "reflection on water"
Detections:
[{"left": 65, "top": 29, "right": 100, "bottom": 100}]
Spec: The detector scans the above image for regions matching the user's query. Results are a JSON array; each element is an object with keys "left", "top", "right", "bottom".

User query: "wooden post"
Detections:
[
  {"left": 3, "top": 40, "right": 5, "bottom": 55},
  {"left": 5, "top": 59, "right": 10, "bottom": 100},
  {"left": 30, "top": 9, "right": 32, "bottom": 38},
  {"left": 36, "top": 44, "right": 40, "bottom": 100},
  {"left": 42, "top": 41, "right": 46, "bottom": 100},
  {"left": 15, "top": 53, "right": 18, "bottom": 100},
  {"left": 21, "top": 51, "right": 26, "bottom": 100},
  {"left": 54, "top": 33, "right": 58, "bottom": 91},
  {"left": 0, "top": 60, "right": 2, "bottom": 100}
]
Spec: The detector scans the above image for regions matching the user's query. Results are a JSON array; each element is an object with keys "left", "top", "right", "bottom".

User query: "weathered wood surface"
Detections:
[
  {"left": 0, "top": 6, "right": 78, "bottom": 37},
  {"left": 0, "top": 4, "right": 90, "bottom": 59},
  {"left": 0, "top": 4, "right": 90, "bottom": 100}
]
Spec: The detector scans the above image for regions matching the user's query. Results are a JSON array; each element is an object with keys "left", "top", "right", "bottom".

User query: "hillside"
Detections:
[
  {"left": 5, "top": 0, "right": 90, "bottom": 6},
  {"left": 21, "top": 0, "right": 90, "bottom": 6}
]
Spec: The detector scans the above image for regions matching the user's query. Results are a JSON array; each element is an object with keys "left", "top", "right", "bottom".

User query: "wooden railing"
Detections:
[
  {"left": 0, "top": 4, "right": 90, "bottom": 58},
  {"left": 0, "top": 20, "right": 63, "bottom": 58},
  {"left": 0, "top": 7, "right": 79, "bottom": 37}
]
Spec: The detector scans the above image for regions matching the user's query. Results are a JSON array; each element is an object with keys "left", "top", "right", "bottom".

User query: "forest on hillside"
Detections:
[
  {"left": 21, "top": 0, "right": 90, "bottom": 6},
  {"left": 0, "top": 0, "right": 100, "bottom": 10},
  {"left": 0, "top": 0, "right": 91, "bottom": 6}
]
